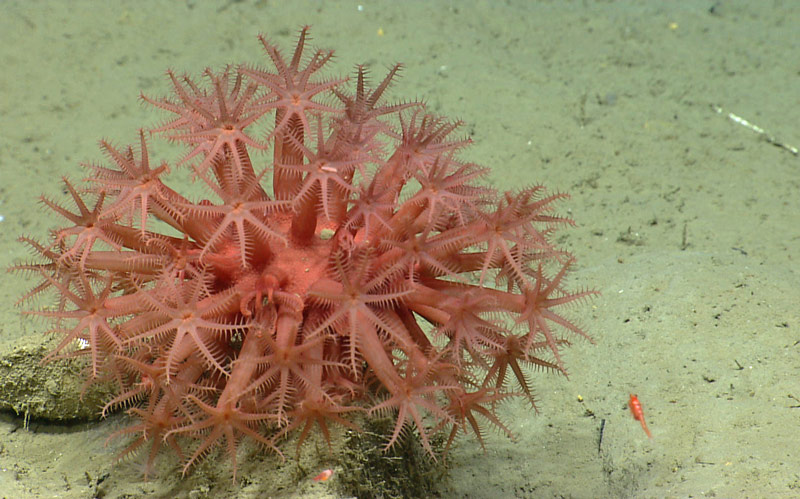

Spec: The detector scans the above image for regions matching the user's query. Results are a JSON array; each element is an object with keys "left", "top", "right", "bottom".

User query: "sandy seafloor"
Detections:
[{"left": 1, "top": 1, "right": 798, "bottom": 497}]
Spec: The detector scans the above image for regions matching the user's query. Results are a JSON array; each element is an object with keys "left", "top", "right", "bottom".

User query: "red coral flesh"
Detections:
[{"left": 11, "top": 29, "right": 596, "bottom": 481}]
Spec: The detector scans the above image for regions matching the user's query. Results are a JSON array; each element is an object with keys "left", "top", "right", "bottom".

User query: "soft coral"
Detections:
[{"left": 12, "top": 29, "right": 596, "bottom": 482}]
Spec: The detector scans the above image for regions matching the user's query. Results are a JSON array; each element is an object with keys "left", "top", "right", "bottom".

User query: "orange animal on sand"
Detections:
[
  {"left": 313, "top": 469, "right": 334, "bottom": 482},
  {"left": 628, "top": 394, "right": 652, "bottom": 438}
]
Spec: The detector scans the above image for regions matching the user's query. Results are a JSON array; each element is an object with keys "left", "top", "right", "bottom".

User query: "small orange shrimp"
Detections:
[
  {"left": 312, "top": 468, "right": 334, "bottom": 482},
  {"left": 628, "top": 394, "right": 652, "bottom": 438}
]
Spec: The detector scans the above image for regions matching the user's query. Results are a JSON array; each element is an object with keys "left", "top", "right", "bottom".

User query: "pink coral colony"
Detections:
[{"left": 13, "top": 28, "right": 596, "bottom": 479}]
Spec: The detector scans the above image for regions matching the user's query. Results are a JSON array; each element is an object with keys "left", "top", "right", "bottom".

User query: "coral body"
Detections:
[{"left": 13, "top": 28, "right": 595, "bottom": 479}]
